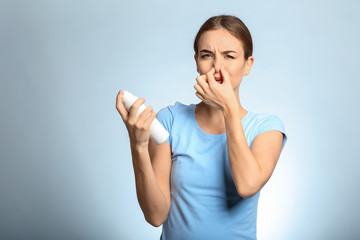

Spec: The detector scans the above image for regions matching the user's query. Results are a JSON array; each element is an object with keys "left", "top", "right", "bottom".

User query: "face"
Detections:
[{"left": 194, "top": 28, "right": 254, "bottom": 90}]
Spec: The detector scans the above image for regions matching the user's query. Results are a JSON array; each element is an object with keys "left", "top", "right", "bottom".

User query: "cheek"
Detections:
[
  {"left": 226, "top": 64, "right": 244, "bottom": 77},
  {"left": 198, "top": 62, "right": 212, "bottom": 73}
]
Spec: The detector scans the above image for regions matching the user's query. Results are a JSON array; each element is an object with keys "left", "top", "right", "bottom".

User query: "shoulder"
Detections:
[
  {"left": 246, "top": 111, "right": 287, "bottom": 150},
  {"left": 157, "top": 101, "right": 192, "bottom": 119},
  {"left": 156, "top": 101, "right": 193, "bottom": 147},
  {"left": 247, "top": 112, "right": 285, "bottom": 130},
  {"left": 156, "top": 101, "right": 193, "bottom": 128}
]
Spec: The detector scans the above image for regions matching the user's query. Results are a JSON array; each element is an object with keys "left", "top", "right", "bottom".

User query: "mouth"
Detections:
[{"left": 214, "top": 76, "right": 223, "bottom": 84}]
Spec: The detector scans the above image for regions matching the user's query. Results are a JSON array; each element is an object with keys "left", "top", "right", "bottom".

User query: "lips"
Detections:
[{"left": 214, "top": 76, "right": 223, "bottom": 83}]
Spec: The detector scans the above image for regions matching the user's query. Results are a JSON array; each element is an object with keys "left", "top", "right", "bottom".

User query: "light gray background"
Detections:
[{"left": 1, "top": 0, "right": 359, "bottom": 239}]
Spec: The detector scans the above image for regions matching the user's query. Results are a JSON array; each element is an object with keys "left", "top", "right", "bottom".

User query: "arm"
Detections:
[
  {"left": 193, "top": 67, "right": 284, "bottom": 199},
  {"left": 131, "top": 140, "right": 171, "bottom": 227},
  {"left": 194, "top": 67, "right": 283, "bottom": 198},
  {"left": 116, "top": 90, "right": 171, "bottom": 227},
  {"left": 223, "top": 102, "right": 284, "bottom": 198}
]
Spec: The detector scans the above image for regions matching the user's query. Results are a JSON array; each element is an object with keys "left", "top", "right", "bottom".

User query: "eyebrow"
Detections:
[{"left": 199, "top": 49, "right": 237, "bottom": 54}]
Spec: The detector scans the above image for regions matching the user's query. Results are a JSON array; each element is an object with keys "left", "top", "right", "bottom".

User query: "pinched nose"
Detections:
[
  {"left": 214, "top": 64, "right": 222, "bottom": 73},
  {"left": 213, "top": 58, "right": 223, "bottom": 73}
]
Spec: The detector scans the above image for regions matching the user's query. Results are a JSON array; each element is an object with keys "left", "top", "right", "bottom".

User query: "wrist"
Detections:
[
  {"left": 222, "top": 99, "right": 240, "bottom": 117},
  {"left": 130, "top": 140, "right": 149, "bottom": 152}
]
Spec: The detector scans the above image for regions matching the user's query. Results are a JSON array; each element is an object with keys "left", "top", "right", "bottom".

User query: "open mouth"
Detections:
[{"left": 214, "top": 77, "right": 223, "bottom": 84}]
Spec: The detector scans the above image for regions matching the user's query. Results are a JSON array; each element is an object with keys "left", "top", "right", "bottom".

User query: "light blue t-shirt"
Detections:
[{"left": 156, "top": 102, "right": 287, "bottom": 240}]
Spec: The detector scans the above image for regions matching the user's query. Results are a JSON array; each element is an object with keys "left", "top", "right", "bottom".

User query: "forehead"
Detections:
[{"left": 198, "top": 28, "right": 243, "bottom": 51}]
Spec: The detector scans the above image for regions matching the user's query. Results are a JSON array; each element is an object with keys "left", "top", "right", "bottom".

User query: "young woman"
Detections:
[{"left": 116, "top": 15, "right": 287, "bottom": 240}]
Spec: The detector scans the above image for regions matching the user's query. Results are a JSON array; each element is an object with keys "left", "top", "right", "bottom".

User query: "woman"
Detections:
[{"left": 116, "top": 15, "right": 287, "bottom": 240}]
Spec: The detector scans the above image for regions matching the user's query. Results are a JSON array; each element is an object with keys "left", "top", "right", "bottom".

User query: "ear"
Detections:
[
  {"left": 194, "top": 53, "right": 199, "bottom": 73},
  {"left": 245, "top": 56, "right": 254, "bottom": 75}
]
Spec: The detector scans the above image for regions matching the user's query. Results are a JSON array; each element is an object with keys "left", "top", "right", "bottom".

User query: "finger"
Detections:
[
  {"left": 128, "top": 98, "right": 146, "bottom": 120},
  {"left": 195, "top": 92, "right": 204, "bottom": 101},
  {"left": 206, "top": 67, "right": 216, "bottom": 86},
  {"left": 196, "top": 75, "right": 208, "bottom": 90},
  {"left": 116, "top": 90, "right": 129, "bottom": 121},
  {"left": 220, "top": 66, "right": 230, "bottom": 83},
  {"left": 194, "top": 83, "right": 205, "bottom": 96},
  {"left": 144, "top": 112, "right": 157, "bottom": 129},
  {"left": 136, "top": 105, "right": 153, "bottom": 126}
]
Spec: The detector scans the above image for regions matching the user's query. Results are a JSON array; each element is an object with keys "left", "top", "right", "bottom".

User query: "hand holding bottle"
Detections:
[{"left": 116, "top": 90, "right": 169, "bottom": 146}]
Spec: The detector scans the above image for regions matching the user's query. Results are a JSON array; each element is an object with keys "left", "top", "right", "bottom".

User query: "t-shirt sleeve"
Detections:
[
  {"left": 255, "top": 115, "right": 287, "bottom": 151},
  {"left": 156, "top": 106, "right": 174, "bottom": 146}
]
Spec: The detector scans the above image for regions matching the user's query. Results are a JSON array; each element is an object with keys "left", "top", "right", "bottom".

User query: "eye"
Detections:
[
  {"left": 201, "top": 54, "right": 211, "bottom": 59},
  {"left": 226, "top": 55, "right": 235, "bottom": 59}
]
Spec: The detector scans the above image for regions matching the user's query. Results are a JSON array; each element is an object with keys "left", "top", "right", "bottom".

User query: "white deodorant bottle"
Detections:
[{"left": 122, "top": 90, "right": 169, "bottom": 145}]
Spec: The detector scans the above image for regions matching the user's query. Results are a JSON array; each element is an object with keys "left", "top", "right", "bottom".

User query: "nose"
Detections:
[{"left": 213, "top": 57, "right": 222, "bottom": 73}]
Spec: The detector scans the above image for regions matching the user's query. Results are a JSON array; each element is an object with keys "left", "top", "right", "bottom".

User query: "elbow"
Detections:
[
  {"left": 147, "top": 220, "right": 162, "bottom": 228},
  {"left": 238, "top": 190, "right": 258, "bottom": 199},
  {"left": 143, "top": 202, "right": 171, "bottom": 227},
  {"left": 145, "top": 217, "right": 161, "bottom": 227},
  {"left": 145, "top": 214, "right": 168, "bottom": 228},
  {"left": 236, "top": 183, "right": 261, "bottom": 199}
]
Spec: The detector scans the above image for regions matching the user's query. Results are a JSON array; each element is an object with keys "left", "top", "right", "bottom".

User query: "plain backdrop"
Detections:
[{"left": 1, "top": 0, "right": 360, "bottom": 239}]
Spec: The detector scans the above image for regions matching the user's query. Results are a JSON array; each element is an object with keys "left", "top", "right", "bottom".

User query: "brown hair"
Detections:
[{"left": 193, "top": 15, "right": 253, "bottom": 60}]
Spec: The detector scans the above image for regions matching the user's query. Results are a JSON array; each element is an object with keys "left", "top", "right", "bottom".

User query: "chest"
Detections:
[{"left": 170, "top": 130, "right": 237, "bottom": 195}]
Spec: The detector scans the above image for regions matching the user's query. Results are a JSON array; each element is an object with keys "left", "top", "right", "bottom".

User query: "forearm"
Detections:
[
  {"left": 223, "top": 102, "right": 263, "bottom": 198},
  {"left": 130, "top": 143, "right": 169, "bottom": 226}
]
